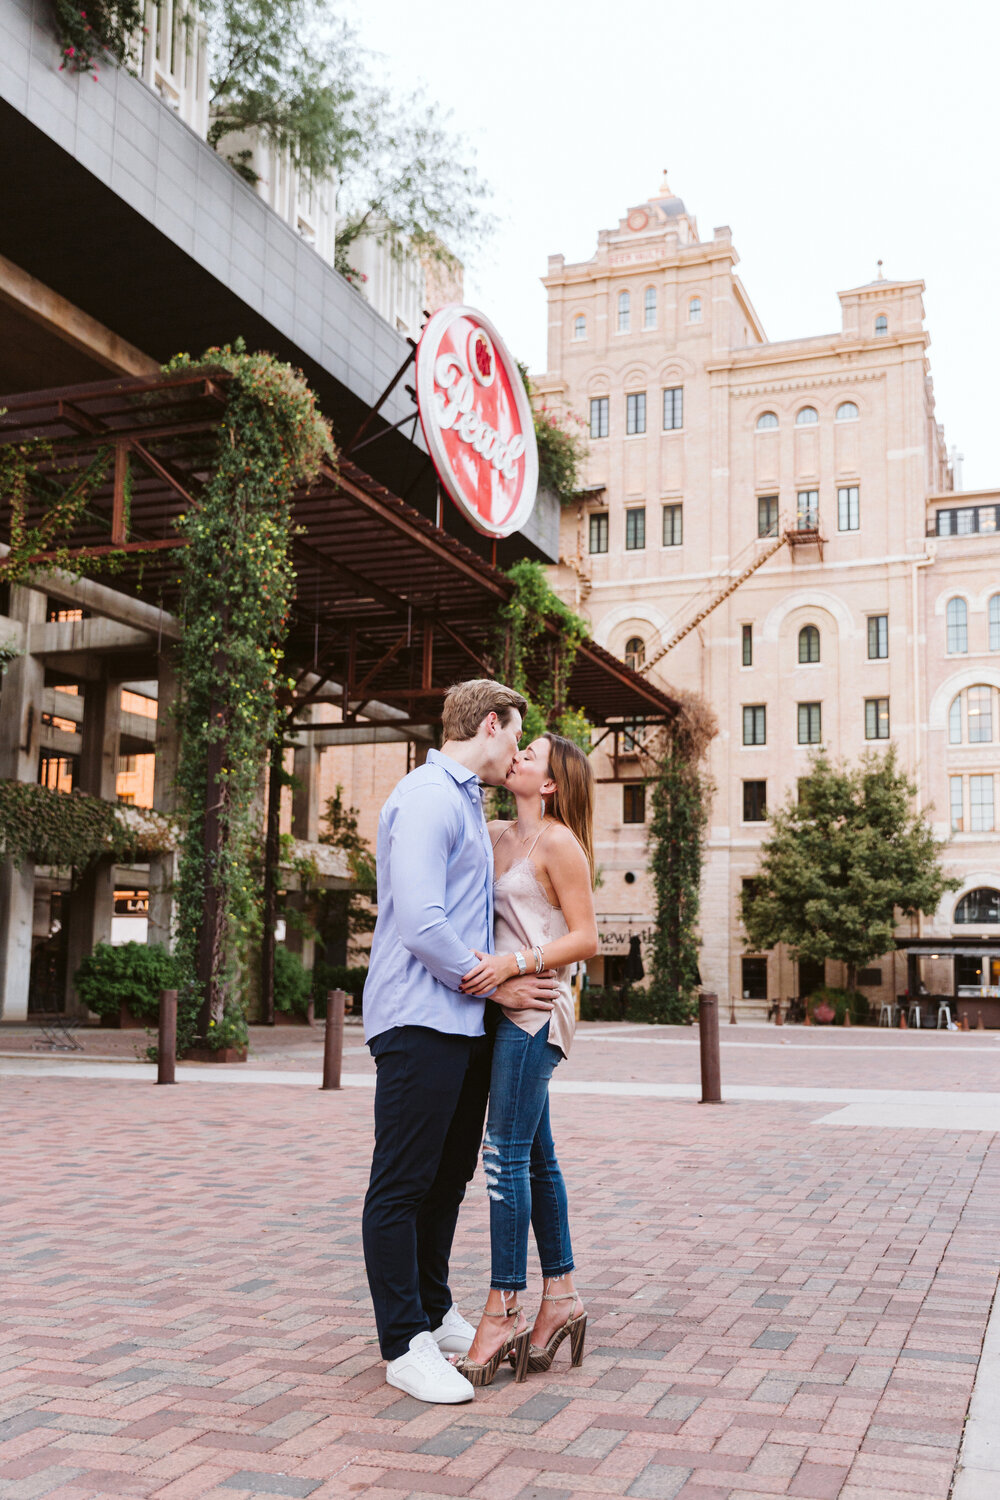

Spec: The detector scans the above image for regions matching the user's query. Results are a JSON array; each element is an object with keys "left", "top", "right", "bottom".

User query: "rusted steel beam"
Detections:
[{"left": 111, "top": 441, "right": 129, "bottom": 545}]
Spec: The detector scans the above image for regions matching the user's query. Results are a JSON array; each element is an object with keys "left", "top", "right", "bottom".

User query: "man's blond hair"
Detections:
[{"left": 441, "top": 679, "right": 527, "bottom": 742}]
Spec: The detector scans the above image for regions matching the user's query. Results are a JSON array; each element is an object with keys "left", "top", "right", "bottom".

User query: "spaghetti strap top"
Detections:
[{"left": 491, "top": 822, "right": 575, "bottom": 1057}]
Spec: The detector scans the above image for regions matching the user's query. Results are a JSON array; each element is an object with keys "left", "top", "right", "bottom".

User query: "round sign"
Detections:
[{"left": 415, "top": 305, "right": 539, "bottom": 539}]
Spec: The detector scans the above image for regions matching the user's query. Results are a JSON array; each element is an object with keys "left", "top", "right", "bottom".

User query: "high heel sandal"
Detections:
[
  {"left": 518, "top": 1289, "right": 587, "bottom": 1374},
  {"left": 455, "top": 1299, "right": 531, "bottom": 1387}
]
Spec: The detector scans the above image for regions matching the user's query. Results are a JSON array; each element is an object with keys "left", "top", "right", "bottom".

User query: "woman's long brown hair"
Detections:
[{"left": 541, "top": 732, "right": 596, "bottom": 887}]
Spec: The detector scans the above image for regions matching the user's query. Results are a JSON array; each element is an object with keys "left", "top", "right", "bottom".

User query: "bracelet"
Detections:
[
  {"left": 533, "top": 945, "right": 544, "bottom": 974},
  {"left": 514, "top": 951, "right": 527, "bottom": 976}
]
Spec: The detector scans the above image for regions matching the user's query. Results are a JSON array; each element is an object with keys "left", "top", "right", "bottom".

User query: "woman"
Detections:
[{"left": 455, "top": 731, "right": 598, "bottom": 1385}]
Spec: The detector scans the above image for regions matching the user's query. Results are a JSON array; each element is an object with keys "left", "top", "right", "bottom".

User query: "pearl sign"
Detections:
[{"left": 415, "top": 305, "right": 539, "bottom": 539}]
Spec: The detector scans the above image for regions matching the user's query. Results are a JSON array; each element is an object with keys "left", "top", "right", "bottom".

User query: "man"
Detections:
[{"left": 362, "top": 679, "right": 559, "bottom": 1404}]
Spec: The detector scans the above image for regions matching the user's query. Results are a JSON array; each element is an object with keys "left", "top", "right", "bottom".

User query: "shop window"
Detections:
[
  {"left": 858, "top": 968, "right": 882, "bottom": 986},
  {"left": 955, "top": 887, "right": 1000, "bottom": 923},
  {"left": 741, "top": 956, "right": 768, "bottom": 1000}
]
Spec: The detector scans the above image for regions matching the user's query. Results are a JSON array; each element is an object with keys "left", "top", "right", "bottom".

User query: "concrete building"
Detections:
[{"left": 536, "top": 176, "right": 1000, "bottom": 1016}]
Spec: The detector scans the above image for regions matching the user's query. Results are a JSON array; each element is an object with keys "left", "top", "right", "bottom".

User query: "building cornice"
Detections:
[{"left": 727, "top": 369, "right": 887, "bottom": 397}]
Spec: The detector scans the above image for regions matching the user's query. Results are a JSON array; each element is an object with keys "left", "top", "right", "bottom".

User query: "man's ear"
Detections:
[{"left": 484, "top": 711, "right": 498, "bottom": 736}]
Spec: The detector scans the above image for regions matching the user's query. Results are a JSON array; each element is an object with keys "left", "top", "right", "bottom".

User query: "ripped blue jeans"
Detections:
[{"left": 484, "top": 1014, "right": 575, "bottom": 1292}]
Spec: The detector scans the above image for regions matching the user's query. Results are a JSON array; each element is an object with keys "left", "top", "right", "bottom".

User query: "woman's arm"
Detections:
[{"left": 459, "top": 826, "right": 598, "bottom": 993}]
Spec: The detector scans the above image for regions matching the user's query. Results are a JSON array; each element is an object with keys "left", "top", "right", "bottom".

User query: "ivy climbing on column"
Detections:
[{"left": 164, "top": 342, "right": 333, "bottom": 1054}]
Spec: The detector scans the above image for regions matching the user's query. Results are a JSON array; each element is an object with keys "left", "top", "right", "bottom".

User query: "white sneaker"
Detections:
[
  {"left": 431, "top": 1304, "right": 476, "bottom": 1355},
  {"left": 386, "top": 1331, "right": 475, "bottom": 1404}
]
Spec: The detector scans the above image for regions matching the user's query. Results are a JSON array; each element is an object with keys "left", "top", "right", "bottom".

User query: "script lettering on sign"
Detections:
[{"left": 416, "top": 306, "right": 539, "bottom": 539}]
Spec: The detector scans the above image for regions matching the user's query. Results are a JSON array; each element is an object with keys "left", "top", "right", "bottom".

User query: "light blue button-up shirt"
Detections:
[{"left": 362, "top": 748, "right": 494, "bottom": 1043}]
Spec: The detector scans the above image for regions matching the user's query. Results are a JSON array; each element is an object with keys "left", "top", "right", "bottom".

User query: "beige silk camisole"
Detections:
[{"left": 492, "top": 824, "right": 575, "bottom": 1058}]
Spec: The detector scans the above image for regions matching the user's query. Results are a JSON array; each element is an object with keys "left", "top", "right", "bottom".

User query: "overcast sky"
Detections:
[{"left": 347, "top": 0, "right": 998, "bottom": 491}]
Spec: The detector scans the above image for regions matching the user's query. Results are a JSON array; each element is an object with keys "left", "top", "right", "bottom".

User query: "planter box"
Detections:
[
  {"left": 274, "top": 1004, "right": 314, "bottom": 1026},
  {"left": 100, "top": 1003, "right": 152, "bottom": 1030},
  {"left": 184, "top": 1045, "right": 248, "bottom": 1064}
]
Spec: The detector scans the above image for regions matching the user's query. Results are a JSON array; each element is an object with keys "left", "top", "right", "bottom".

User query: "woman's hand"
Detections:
[{"left": 460, "top": 950, "right": 518, "bottom": 995}]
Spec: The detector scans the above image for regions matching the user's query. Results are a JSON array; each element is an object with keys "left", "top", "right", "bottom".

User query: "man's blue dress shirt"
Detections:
[{"left": 362, "top": 748, "right": 495, "bottom": 1043}]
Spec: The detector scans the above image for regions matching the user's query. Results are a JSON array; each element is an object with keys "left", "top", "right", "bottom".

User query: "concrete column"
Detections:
[
  {"left": 0, "top": 586, "right": 46, "bottom": 1021},
  {"left": 64, "top": 670, "right": 121, "bottom": 1013},
  {"left": 285, "top": 711, "right": 322, "bottom": 972},
  {"left": 147, "top": 650, "right": 179, "bottom": 952}
]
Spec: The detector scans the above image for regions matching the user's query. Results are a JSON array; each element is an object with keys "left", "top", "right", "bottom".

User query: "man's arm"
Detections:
[{"left": 388, "top": 783, "right": 482, "bottom": 991}]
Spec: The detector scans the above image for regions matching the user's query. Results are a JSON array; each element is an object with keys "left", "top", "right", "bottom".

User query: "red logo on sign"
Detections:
[{"left": 416, "top": 306, "right": 539, "bottom": 539}]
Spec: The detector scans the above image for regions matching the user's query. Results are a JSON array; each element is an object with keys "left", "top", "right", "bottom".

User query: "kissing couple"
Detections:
[{"left": 361, "top": 678, "right": 599, "bottom": 1403}]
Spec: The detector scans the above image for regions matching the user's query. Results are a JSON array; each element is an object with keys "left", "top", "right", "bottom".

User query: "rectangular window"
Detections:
[
  {"left": 662, "top": 387, "right": 683, "bottom": 430},
  {"left": 743, "top": 779, "right": 767, "bottom": 822},
  {"left": 968, "top": 685, "right": 993, "bottom": 743},
  {"left": 662, "top": 503, "right": 682, "bottom": 547},
  {"left": 950, "top": 776, "right": 964, "bottom": 833},
  {"left": 589, "top": 512, "right": 608, "bottom": 554},
  {"left": 798, "top": 702, "right": 822, "bottom": 744},
  {"left": 865, "top": 697, "right": 890, "bottom": 739},
  {"left": 589, "top": 396, "right": 609, "bottom": 439},
  {"left": 867, "top": 614, "right": 888, "bottom": 659},
  {"left": 625, "top": 508, "right": 646, "bottom": 550},
  {"left": 644, "top": 287, "right": 657, "bottom": 329},
  {"left": 991, "top": 596, "right": 1000, "bottom": 651},
  {"left": 741, "top": 956, "right": 768, "bottom": 1000},
  {"left": 970, "top": 775, "right": 995, "bottom": 832},
  {"left": 742, "top": 624, "right": 753, "bottom": 667},
  {"left": 743, "top": 705, "right": 766, "bottom": 746},
  {"left": 758, "top": 495, "right": 779, "bottom": 538},
  {"left": 838, "top": 485, "right": 860, "bottom": 531},
  {"left": 797, "top": 490, "right": 819, "bottom": 530},
  {"left": 626, "top": 392, "right": 646, "bottom": 435},
  {"left": 858, "top": 968, "right": 882, "bottom": 986},
  {"left": 623, "top": 783, "right": 646, "bottom": 824}
]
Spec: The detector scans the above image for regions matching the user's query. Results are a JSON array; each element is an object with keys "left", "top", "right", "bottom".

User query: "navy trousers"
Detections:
[{"left": 363, "top": 1024, "right": 491, "bottom": 1360}]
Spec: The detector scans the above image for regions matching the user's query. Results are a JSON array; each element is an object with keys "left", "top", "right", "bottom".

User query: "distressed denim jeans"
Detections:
[{"left": 485, "top": 1014, "right": 575, "bottom": 1292}]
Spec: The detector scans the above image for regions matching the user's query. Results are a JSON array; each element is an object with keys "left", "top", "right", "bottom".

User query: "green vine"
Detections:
[
  {"left": 0, "top": 780, "right": 173, "bottom": 872},
  {"left": 496, "top": 560, "right": 591, "bottom": 747},
  {"left": 164, "top": 341, "right": 333, "bottom": 1054},
  {"left": 53, "top": 0, "right": 148, "bottom": 76},
  {"left": 640, "top": 695, "right": 716, "bottom": 1023},
  {"left": 0, "top": 439, "right": 115, "bottom": 584}
]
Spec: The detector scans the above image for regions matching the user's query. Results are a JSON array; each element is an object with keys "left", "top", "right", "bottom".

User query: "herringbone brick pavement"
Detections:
[{"left": 1, "top": 1035, "right": 998, "bottom": 1500}]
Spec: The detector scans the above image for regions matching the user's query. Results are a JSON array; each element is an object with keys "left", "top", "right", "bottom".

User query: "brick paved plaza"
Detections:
[{"left": 2, "top": 1024, "right": 1000, "bottom": 1500}]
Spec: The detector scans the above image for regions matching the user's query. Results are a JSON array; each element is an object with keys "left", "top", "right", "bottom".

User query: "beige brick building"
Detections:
[{"left": 536, "top": 177, "right": 1000, "bottom": 1016}]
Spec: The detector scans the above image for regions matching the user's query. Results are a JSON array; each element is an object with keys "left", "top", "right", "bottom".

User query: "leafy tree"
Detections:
[
  {"left": 205, "top": 0, "right": 491, "bottom": 266},
  {"left": 517, "top": 363, "right": 589, "bottom": 505},
  {"left": 314, "top": 783, "right": 376, "bottom": 966},
  {"left": 741, "top": 747, "right": 958, "bottom": 992}
]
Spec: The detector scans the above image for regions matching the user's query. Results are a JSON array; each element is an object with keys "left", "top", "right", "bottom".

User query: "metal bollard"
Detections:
[
  {"left": 321, "top": 989, "right": 347, "bottom": 1090},
  {"left": 157, "top": 989, "right": 177, "bottom": 1085},
  {"left": 698, "top": 992, "right": 723, "bottom": 1104}
]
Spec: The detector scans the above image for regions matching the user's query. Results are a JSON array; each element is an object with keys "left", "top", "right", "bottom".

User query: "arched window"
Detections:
[
  {"left": 798, "top": 625, "right": 820, "bottom": 663},
  {"left": 990, "top": 594, "right": 1000, "bottom": 651},
  {"left": 644, "top": 287, "right": 657, "bottom": 328},
  {"left": 796, "top": 406, "right": 819, "bottom": 425},
  {"left": 755, "top": 411, "right": 778, "bottom": 431},
  {"left": 617, "top": 290, "right": 631, "bottom": 333},
  {"left": 949, "top": 685, "right": 999, "bottom": 744},
  {"left": 624, "top": 636, "right": 645, "bottom": 671},
  {"left": 874, "top": 314, "right": 888, "bottom": 336},
  {"left": 955, "top": 888, "right": 1000, "bottom": 924},
  {"left": 947, "top": 597, "right": 968, "bottom": 654},
  {"left": 688, "top": 297, "right": 702, "bottom": 323},
  {"left": 573, "top": 314, "right": 586, "bottom": 340},
  {"left": 836, "top": 401, "right": 859, "bottom": 421}
]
